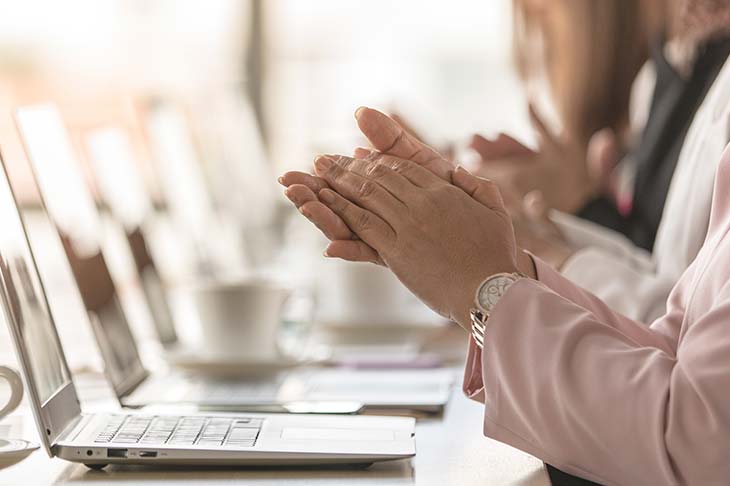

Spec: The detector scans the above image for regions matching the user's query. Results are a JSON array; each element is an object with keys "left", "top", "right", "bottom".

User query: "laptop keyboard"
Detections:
[{"left": 95, "top": 415, "right": 262, "bottom": 447}]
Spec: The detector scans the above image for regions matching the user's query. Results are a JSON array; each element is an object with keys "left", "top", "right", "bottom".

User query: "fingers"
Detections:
[
  {"left": 321, "top": 154, "right": 416, "bottom": 203},
  {"left": 325, "top": 240, "right": 383, "bottom": 266},
  {"left": 313, "top": 155, "right": 406, "bottom": 221},
  {"left": 347, "top": 148, "right": 444, "bottom": 188},
  {"left": 298, "top": 199, "right": 355, "bottom": 241},
  {"left": 278, "top": 171, "right": 330, "bottom": 192},
  {"left": 283, "top": 184, "right": 318, "bottom": 208},
  {"left": 528, "top": 103, "right": 559, "bottom": 148},
  {"left": 318, "top": 188, "right": 396, "bottom": 250},
  {"left": 451, "top": 165, "right": 507, "bottom": 215},
  {"left": 469, "top": 133, "right": 533, "bottom": 161},
  {"left": 354, "top": 107, "right": 454, "bottom": 181}
]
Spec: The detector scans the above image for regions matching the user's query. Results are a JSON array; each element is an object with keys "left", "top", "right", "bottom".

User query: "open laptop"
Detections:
[
  {"left": 0, "top": 149, "right": 415, "bottom": 468},
  {"left": 14, "top": 104, "right": 454, "bottom": 414}
]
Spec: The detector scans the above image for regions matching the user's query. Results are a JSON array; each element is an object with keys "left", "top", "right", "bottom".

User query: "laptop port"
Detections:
[
  {"left": 107, "top": 448, "right": 128, "bottom": 458},
  {"left": 139, "top": 451, "right": 158, "bottom": 458}
]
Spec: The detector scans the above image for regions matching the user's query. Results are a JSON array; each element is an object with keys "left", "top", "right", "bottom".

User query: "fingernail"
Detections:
[
  {"left": 355, "top": 106, "right": 367, "bottom": 119},
  {"left": 299, "top": 206, "right": 311, "bottom": 218},
  {"left": 314, "top": 155, "right": 333, "bottom": 173},
  {"left": 323, "top": 249, "right": 331, "bottom": 257},
  {"left": 319, "top": 189, "right": 336, "bottom": 204},
  {"left": 277, "top": 176, "right": 284, "bottom": 185}
]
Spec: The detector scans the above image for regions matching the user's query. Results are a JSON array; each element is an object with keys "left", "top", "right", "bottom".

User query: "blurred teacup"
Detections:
[
  {"left": 0, "top": 366, "right": 23, "bottom": 421},
  {"left": 315, "top": 259, "right": 430, "bottom": 326},
  {"left": 190, "top": 280, "right": 291, "bottom": 361}
]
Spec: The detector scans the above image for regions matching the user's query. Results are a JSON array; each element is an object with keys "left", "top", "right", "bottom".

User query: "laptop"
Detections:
[
  {"left": 14, "top": 104, "right": 455, "bottom": 414},
  {"left": 0, "top": 150, "right": 415, "bottom": 468}
]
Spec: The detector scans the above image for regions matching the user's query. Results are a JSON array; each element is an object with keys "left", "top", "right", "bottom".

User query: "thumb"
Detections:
[
  {"left": 586, "top": 128, "right": 620, "bottom": 192},
  {"left": 452, "top": 165, "right": 506, "bottom": 214},
  {"left": 470, "top": 133, "right": 534, "bottom": 161},
  {"left": 354, "top": 106, "right": 454, "bottom": 181},
  {"left": 528, "top": 102, "right": 559, "bottom": 148}
]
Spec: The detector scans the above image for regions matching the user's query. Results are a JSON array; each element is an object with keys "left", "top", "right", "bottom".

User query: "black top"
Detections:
[{"left": 577, "top": 37, "right": 730, "bottom": 252}]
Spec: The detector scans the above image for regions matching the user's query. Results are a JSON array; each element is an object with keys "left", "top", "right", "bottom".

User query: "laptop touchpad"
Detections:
[{"left": 281, "top": 427, "right": 395, "bottom": 441}]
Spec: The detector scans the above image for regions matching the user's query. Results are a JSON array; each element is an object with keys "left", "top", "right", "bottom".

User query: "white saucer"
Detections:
[
  {"left": 0, "top": 439, "right": 38, "bottom": 470},
  {"left": 167, "top": 353, "right": 322, "bottom": 377}
]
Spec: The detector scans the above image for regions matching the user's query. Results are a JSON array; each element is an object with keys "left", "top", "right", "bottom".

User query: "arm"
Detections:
[
  {"left": 551, "top": 211, "right": 675, "bottom": 322},
  {"left": 464, "top": 258, "right": 726, "bottom": 486}
]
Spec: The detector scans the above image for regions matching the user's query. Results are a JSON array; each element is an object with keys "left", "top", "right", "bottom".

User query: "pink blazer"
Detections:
[{"left": 464, "top": 144, "right": 730, "bottom": 485}]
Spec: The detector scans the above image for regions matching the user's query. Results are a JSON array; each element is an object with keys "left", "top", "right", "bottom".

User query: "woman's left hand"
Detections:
[{"left": 311, "top": 153, "right": 520, "bottom": 328}]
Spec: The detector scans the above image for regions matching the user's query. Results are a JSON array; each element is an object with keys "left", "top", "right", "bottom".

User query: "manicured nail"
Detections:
[
  {"left": 314, "top": 155, "right": 333, "bottom": 172},
  {"left": 319, "top": 189, "right": 336, "bottom": 204},
  {"left": 355, "top": 106, "right": 367, "bottom": 119}
]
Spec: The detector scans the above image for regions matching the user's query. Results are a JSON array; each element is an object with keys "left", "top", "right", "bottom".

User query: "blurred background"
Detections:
[
  {"left": 0, "top": 0, "right": 530, "bottom": 174},
  {"left": 0, "top": 0, "right": 534, "bottom": 369}
]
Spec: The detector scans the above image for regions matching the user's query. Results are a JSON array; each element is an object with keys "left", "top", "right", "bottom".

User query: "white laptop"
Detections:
[
  {"left": 0, "top": 150, "right": 415, "bottom": 468},
  {"left": 14, "top": 104, "right": 455, "bottom": 414}
]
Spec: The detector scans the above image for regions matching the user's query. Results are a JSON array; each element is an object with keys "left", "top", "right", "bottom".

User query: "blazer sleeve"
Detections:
[{"left": 461, "top": 254, "right": 730, "bottom": 485}]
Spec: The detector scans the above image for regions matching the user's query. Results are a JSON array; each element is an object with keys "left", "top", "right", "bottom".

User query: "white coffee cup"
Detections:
[
  {"left": 0, "top": 366, "right": 23, "bottom": 421},
  {"left": 315, "top": 259, "right": 429, "bottom": 326},
  {"left": 190, "top": 280, "right": 291, "bottom": 360}
]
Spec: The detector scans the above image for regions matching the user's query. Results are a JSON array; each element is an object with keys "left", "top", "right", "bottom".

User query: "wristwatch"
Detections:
[{"left": 470, "top": 272, "right": 528, "bottom": 349}]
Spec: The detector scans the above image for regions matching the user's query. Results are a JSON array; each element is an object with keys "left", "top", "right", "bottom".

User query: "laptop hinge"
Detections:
[{"left": 55, "top": 413, "right": 92, "bottom": 445}]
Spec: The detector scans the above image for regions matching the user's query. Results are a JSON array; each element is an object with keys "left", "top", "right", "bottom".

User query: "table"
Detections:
[{"left": 0, "top": 381, "right": 548, "bottom": 486}]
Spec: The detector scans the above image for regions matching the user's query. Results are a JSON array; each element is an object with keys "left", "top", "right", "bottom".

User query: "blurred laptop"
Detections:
[
  {"left": 0, "top": 151, "right": 415, "bottom": 468},
  {"left": 13, "top": 104, "right": 454, "bottom": 414}
]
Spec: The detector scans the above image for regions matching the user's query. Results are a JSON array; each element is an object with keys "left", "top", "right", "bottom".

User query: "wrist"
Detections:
[
  {"left": 516, "top": 249, "right": 538, "bottom": 279},
  {"left": 454, "top": 258, "right": 521, "bottom": 329}
]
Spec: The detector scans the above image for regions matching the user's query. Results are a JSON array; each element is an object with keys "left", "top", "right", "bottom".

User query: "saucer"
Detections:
[
  {"left": 0, "top": 439, "right": 38, "bottom": 470},
  {"left": 167, "top": 352, "right": 322, "bottom": 377}
]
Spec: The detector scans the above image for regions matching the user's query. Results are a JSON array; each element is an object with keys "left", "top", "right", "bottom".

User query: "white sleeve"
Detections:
[
  {"left": 552, "top": 212, "right": 672, "bottom": 322},
  {"left": 552, "top": 58, "right": 730, "bottom": 324}
]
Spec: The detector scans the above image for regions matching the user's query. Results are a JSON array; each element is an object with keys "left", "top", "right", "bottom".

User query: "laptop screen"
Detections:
[
  {"left": 85, "top": 127, "right": 152, "bottom": 231},
  {"left": 15, "top": 104, "right": 148, "bottom": 397},
  {"left": 0, "top": 156, "right": 72, "bottom": 405},
  {"left": 85, "top": 127, "right": 178, "bottom": 345}
]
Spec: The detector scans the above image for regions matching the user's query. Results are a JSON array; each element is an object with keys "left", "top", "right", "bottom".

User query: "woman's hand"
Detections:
[
  {"left": 279, "top": 107, "right": 455, "bottom": 265},
  {"left": 309, "top": 153, "right": 519, "bottom": 328},
  {"left": 470, "top": 105, "right": 616, "bottom": 214}
]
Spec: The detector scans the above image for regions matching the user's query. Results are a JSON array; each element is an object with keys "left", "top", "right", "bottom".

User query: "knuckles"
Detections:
[{"left": 357, "top": 180, "right": 379, "bottom": 200}]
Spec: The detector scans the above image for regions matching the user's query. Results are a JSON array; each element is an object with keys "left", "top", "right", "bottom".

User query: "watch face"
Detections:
[{"left": 477, "top": 275, "right": 517, "bottom": 312}]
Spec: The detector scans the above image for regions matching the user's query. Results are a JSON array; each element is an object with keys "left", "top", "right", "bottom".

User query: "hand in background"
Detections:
[
  {"left": 512, "top": 191, "right": 574, "bottom": 269},
  {"left": 470, "top": 105, "right": 619, "bottom": 214}
]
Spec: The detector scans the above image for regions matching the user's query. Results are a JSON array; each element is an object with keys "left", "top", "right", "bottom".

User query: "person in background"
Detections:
[
  {"left": 510, "top": 0, "right": 730, "bottom": 322},
  {"left": 280, "top": 104, "right": 730, "bottom": 485},
  {"left": 384, "top": 0, "right": 730, "bottom": 324},
  {"left": 473, "top": 0, "right": 648, "bottom": 216}
]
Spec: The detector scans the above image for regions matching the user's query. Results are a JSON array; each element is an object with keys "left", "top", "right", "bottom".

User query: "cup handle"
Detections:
[
  {"left": 0, "top": 366, "right": 23, "bottom": 420},
  {"left": 277, "top": 289, "right": 315, "bottom": 360}
]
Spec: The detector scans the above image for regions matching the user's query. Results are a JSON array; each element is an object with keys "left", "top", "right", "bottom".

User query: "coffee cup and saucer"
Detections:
[
  {"left": 0, "top": 365, "right": 38, "bottom": 470},
  {"left": 167, "top": 279, "right": 323, "bottom": 377}
]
